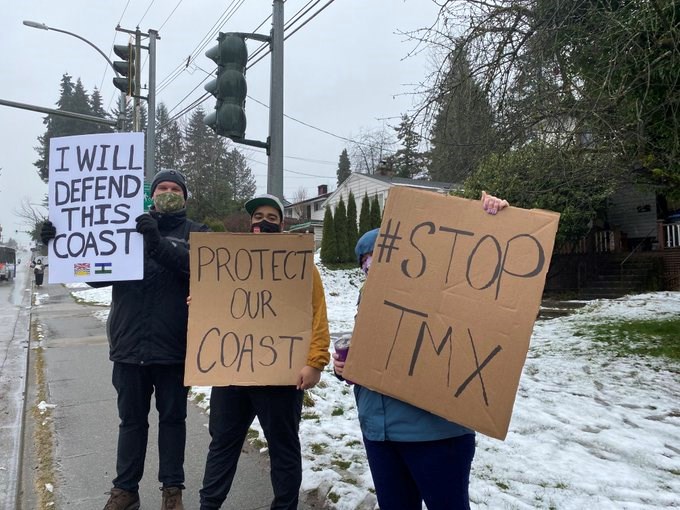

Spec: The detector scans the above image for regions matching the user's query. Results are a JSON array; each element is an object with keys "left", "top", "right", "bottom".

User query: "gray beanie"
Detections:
[{"left": 150, "top": 169, "right": 188, "bottom": 199}]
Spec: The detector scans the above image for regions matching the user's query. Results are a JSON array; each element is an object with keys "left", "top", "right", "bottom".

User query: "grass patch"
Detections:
[
  {"left": 302, "top": 412, "right": 320, "bottom": 420},
  {"left": 583, "top": 318, "right": 680, "bottom": 360},
  {"left": 303, "top": 391, "right": 315, "bottom": 407},
  {"left": 345, "top": 439, "right": 361, "bottom": 447},
  {"left": 495, "top": 480, "right": 510, "bottom": 491},
  {"left": 331, "top": 407, "right": 345, "bottom": 416},
  {"left": 31, "top": 317, "right": 56, "bottom": 510},
  {"left": 323, "top": 262, "right": 357, "bottom": 271},
  {"left": 331, "top": 458, "right": 351, "bottom": 470},
  {"left": 310, "top": 443, "right": 327, "bottom": 455},
  {"left": 327, "top": 491, "right": 340, "bottom": 503}
]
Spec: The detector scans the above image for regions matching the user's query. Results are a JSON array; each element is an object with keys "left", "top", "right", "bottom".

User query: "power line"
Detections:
[
  {"left": 156, "top": 0, "right": 247, "bottom": 93},
  {"left": 138, "top": 0, "right": 158, "bottom": 27}
]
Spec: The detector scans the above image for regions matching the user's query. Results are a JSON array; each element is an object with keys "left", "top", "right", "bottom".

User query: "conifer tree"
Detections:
[
  {"left": 334, "top": 198, "right": 349, "bottom": 263},
  {"left": 89, "top": 88, "right": 114, "bottom": 134},
  {"left": 370, "top": 195, "right": 382, "bottom": 229},
  {"left": 34, "top": 74, "right": 96, "bottom": 182},
  {"left": 358, "top": 193, "right": 371, "bottom": 236},
  {"left": 346, "top": 191, "right": 358, "bottom": 260},
  {"left": 337, "top": 148, "right": 351, "bottom": 185},
  {"left": 181, "top": 107, "right": 232, "bottom": 221},
  {"left": 320, "top": 206, "right": 337, "bottom": 264},
  {"left": 155, "top": 102, "right": 184, "bottom": 171}
]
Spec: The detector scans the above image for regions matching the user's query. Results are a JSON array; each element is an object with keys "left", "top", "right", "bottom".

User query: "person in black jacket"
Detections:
[{"left": 41, "top": 169, "right": 209, "bottom": 510}]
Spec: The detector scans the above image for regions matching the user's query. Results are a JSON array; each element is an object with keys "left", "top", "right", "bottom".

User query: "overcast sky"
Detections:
[{"left": 1, "top": 0, "right": 443, "bottom": 244}]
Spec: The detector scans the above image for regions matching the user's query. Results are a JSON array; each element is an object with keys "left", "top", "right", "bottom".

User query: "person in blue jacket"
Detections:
[{"left": 333, "top": 191, "right": 509, "bottom": 510}]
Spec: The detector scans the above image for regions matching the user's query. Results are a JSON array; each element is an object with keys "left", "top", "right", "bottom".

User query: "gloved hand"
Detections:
[
  {"left": 40, "top": 220, "right": 57, "bottom": 245},
  {"left": 135, "top": 214, "right": 161, "bottom": 250}
]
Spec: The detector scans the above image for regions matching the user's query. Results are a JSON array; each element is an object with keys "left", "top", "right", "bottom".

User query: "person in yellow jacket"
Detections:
[{"left": 200, "top": 194, "right": 330, "bottom": 510}]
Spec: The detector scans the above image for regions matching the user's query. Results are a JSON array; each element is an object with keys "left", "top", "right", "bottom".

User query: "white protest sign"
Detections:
[{"left": 48, "top": 132, "right": 145, "bottom": 283}]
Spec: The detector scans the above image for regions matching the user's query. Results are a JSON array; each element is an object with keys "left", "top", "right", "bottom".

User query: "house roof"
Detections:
[
  {"left": 364, "top": 173, "right": 457, "bottom": 191},
  {"left": 284, "top": 192, "right": 331, "bottom": 209}
]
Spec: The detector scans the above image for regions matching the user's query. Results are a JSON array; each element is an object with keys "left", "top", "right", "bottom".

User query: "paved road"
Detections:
[
  {"left": 0, "top": 256, "right": 31, "bottom": 510},
  {"left": 22, "top": 279, "right": 318, "bottom": 510}
]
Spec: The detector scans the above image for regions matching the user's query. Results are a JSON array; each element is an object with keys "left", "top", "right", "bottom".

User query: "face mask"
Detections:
[
  {"left": 251, "top": 220, "right": 281, "bottom": 233},
  {"left": 361, "top": 255, "right": 373, "bottom": 275},
  {"left": 154, "top": 192, "right": 185, "bottom": 213}
]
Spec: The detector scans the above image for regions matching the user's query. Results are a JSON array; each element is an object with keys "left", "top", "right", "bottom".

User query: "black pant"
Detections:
[
  {"left": 363, "top": 434, "right": 475, "bottom": 510},
  {"left": 112, "top": 362, "right": 188, "bottom": 492},
  {"left": 34, "top": 272, "right": 44, "bottom": 286},
  {"left": 200, "top": 386, "right": 303, "bottom": 510}
]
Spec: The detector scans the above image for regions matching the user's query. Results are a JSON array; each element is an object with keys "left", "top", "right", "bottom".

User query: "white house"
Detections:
[
  {"left": 284, "top": 184, "right": 331, "bottom": 249},
  {"left": 324, "top": 171, "right": 456, "bottom": 218}
]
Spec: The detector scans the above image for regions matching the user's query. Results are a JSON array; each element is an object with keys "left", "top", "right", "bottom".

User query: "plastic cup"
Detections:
[{"left": 333, "top": 335, "right": 352, "bottom": 383}]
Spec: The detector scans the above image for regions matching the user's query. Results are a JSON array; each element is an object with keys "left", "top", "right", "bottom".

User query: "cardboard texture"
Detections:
[
  {"left": 185, "top": 233, "right": 314, "bottom": 386},
  {"left": 342, "top": 187, "right": 560, "bottom": 440}
]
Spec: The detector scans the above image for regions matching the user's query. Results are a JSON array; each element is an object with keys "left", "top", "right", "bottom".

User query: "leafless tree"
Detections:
[
  {"left": 290, "top": 187, "right": 309, "bottom": 219},
  {"left": 348, "top": 127, "right": 397, "bottom": 175}
]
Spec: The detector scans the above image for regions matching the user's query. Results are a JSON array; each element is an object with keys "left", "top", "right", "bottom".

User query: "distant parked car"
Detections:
[{"left": 0, "top": 246, "right": 17, "bottom": 281}]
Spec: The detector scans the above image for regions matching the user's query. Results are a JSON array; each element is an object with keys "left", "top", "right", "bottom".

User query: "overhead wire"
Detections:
[
  {"left": 137, "top": 0, "right": 157, "bottom": 27},
  {"left": 162, "top": 0, "right": 335, "bottom": 126},
  {"left": 156, "top": 0, "right": 246, "bottom": 94},
  {"left": 102, "top": 0, "right": 133, "bottom": 105}
]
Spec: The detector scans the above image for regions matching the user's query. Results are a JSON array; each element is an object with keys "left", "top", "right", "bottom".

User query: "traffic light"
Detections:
[
  {"left": 204, "top": 33, "right": 248, "bottom": 139},
  {"left": 112, "top": 43, "right": 136, "bottom": 96}
]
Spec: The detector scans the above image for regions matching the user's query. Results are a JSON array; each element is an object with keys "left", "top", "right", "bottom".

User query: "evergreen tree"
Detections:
[
  {"left": 393, "top": 114, "right": 427, "bottom": 178},
  {"left": 370, "top": 195, "right": 382, "bottom": 229},
  {"left": 358, "top": 193, "right": 371, "bottom": 236},
  {"left": 181, "top": 107, "right": 233, "bottom": 221},
  {"left": 334, "top": 198, "right": 349, "bottom": 263},
  {"left": 346, "top": 191, "right": 358, "bottom": 260},
  {"left": 224, "top": 148, "right": 257, "bottom": 209},
  {"left": 429, "top": 44, "right": 496, "bottom": 184},
  {"left": 320, "top": 206, "right": 337, "bottom": 264},
  {"left": 336, "top": 148, "right": 351, "bottom": 185},
  {"left": 34, "top": 74, "right": 97, "bottom": 182},
  {"left": 111, "top": 98, "right": 134, "bottom": 133},
  {"left": 88, "top": 88, "right": 113, "bottom": 134},
  {"left": 155, "top": 102, "right": 183, "bottom": 171}
]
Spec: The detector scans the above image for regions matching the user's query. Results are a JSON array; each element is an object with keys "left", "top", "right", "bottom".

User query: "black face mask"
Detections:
[{"left": 251, "top": 220, "right": 281, "bottom": 233}]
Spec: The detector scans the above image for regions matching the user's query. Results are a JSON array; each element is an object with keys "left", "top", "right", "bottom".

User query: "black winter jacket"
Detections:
[{"left": 92, "top": 209, "right": 209, "bottom": 365}]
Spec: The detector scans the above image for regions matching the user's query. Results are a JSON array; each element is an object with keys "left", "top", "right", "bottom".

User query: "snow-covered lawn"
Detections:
[{"left": 70, "top": 273, "right": 680, "bottom": 509}]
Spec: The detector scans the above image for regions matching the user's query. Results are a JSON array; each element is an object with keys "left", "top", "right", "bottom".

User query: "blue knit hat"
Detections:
[{"left": 355, "top": 228, "right": 379, "bottom": 266}]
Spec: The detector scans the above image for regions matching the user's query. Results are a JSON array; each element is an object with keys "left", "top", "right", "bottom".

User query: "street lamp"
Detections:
[{"left": 22, "top": 20, "right": 126, "bottom": 130}]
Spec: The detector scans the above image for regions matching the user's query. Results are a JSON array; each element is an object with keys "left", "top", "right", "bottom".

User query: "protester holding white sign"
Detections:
[
  {"left": 44, "top": 132, "right": 146, "bottom": 283},
  {"left": 41, "top": 167, "right": 210, "bottom": 510}
]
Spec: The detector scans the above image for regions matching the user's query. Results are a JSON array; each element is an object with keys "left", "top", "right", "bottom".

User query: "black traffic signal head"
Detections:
[
  {"left": 204, "top": 33, "right": 248, "bottom": 139},
  {"left": 112, "top": 43, "right": 136, "bottom": 96}
]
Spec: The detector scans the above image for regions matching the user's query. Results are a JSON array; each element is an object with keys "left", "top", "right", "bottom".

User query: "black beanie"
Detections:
[{"left": 150, "top": 169, "right": 188, "bottom": 199}]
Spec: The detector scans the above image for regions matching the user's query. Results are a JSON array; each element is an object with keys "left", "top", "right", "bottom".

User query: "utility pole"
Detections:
[
  {"left": 268, "top": 0, "right": 284, "bottom": 200},
  {"left": 116, "top": 25, "right": 159, "bottom": 183},
  {"left": 146, "top": 29, "right": 158, "bottom": 181},
  {"left": 134, "top": 29, "right": 142, "bottom": 132}
]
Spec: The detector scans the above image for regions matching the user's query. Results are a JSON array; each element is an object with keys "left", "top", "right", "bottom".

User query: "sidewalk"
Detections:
[{"left": 23, "top": 280, "right": 316, "bottom": 510}]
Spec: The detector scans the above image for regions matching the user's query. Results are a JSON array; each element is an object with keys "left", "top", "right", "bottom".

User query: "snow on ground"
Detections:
[{"left": 70, "top": 270, "right": 680, "bottom": 509}]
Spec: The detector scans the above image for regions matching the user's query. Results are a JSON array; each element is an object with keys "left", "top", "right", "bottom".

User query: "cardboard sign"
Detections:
[
  {"left": 185, "top": 232, "right": 314, "bottom": 386},
  {"left": 343, "top": 187, "right": 560, "bottom": 440},
  {"left": 47, "top": 132, "right": 145, "bottom": 283}
]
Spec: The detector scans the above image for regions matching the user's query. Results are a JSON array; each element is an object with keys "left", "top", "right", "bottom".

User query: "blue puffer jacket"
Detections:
[{"left": 353, "top": 384, "right": 474, "bottom": 442}]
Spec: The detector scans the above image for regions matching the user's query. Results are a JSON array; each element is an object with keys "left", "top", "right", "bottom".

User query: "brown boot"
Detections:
[
  {"left": 103, "top": 488, "right": 140, "bottom": 510},
  {"left": 160, "top": 486, "right": 184, "bottom": 510}
]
